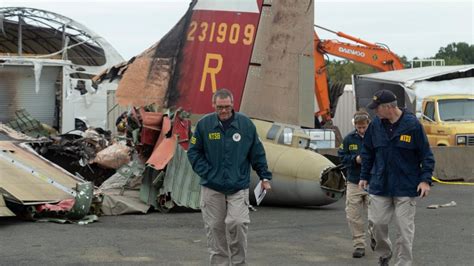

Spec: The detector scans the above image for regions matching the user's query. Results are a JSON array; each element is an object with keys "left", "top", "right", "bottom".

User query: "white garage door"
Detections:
[{"left": 0, "top": 65, "right": 60, "bottom": 126}]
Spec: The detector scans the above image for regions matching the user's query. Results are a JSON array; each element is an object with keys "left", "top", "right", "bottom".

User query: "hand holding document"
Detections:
[{"left": 254, "top": 180, "right": 267, "bottom": 206}]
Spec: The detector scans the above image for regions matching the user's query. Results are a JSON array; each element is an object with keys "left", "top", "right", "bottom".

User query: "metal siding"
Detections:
[
  {"left": 353, "top": 77, "right": 410, "bottom": 118},
  {"left": 333, "top": 85, "right": 356, "bottom": 138},
  {"left": 162, "top": 143, "right": 201, "bottom": 210},
  {"left": 0, "top": 65, "right": 59, "bottom": 125}
]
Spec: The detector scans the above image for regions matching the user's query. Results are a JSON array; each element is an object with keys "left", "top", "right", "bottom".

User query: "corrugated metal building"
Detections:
[
  {"left": 0, "top": 7, "right": 123, "bottom": 132},
  {"left": 333, "top": 85, "right": 356, "bottom": 138}
]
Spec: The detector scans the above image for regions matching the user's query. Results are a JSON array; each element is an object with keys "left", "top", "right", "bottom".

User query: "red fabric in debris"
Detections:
[{"left": 36, "top": 198, "right": 75, "bottom": 212}]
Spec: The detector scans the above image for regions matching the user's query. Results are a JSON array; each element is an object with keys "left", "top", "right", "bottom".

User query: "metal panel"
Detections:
[
  {"left": 0, "top": 65, "right": 59, "bottom": 125},
  {"left": 0, "top": 194, "right": 15, "bottom": 217},
  {"left": 333, "top": 85, "right": 356, "bottom": 138},
  {"left": 240, "top": 0, "right": 315, "bottom": 127},
  {"left": 353, "top": 75, "right": 409, "bottom": 118},
  {"left": 298, "top": 55, "right": 315, "bottom": 127},
  {"left": 107, "top": 89, "right": 128, "bottom": 135},
  {"left": 0, "top": 142, "right": 78, "bottom": 203},
  {"left": 162, "top": 143, "right": 201, "bottom": 210},
  {"left": 174, "top": 0, "right": 264, "bottom": 113},
  {"left": 115, "top": 57, "right": 172, "bottom": 107}
]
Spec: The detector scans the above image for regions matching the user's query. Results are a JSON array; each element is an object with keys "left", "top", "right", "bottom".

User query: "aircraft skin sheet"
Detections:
[
  {"left": 114, "top": 9, "right": 190, "bottom": 108},
  {"left": 240, "top": 0, "right": 315, "bottom": 127},
  {"left": 174, "top": 0, "right": 264, "bottom": 113},
  {"left": 0, "top": 194, "right": 15, "bottom": 216},
  {"left": 115, "top": 57, "right": 173, "bottom": 107},
  {"left": 113, "top": 0, "right": 264, "bottom": 110},
  {"left": 0, "top": 141, "right": 76, "bottom": 203}
]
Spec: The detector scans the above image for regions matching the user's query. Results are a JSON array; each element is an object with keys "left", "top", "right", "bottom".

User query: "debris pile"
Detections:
[
  {"left": 0, "top": 124, "right": 99, "bottom": 223},
  {"left": 1, "top": 105, "right": 202, "bottom": 222}
]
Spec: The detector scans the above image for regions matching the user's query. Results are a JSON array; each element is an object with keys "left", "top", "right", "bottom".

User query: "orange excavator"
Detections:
[{"left": 313, "top": 25, "right": 405, "bottom": 124}]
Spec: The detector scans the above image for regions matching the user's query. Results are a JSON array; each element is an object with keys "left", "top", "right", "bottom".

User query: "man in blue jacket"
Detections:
[
  {"left": 359, "top": 90, "right": 434, "bottom": 266},
  {"left": 188, "top": 88, "right": 272, "bottom": 265},
  {"left": 338, "top": 111, "right": 371, "bottom": 258}
]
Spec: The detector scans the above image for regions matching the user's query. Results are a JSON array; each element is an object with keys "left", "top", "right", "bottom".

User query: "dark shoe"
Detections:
[
  {"left": 378, "top": 253, "right": 392, "bottom": 266},
  {"left": 352, "top": 248, "right": 365, "bottom": 258}
]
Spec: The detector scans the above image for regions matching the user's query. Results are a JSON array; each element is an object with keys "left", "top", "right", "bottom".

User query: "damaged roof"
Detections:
[
  {"left": 355, "top": 65, "right": 474, "bottom": 86},
  {"left": 0, "top": 7, "right": 120, "bottom": 66}
]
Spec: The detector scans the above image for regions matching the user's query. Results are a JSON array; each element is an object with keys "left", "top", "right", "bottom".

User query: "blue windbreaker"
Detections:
[
  {"left": 360, "top": 111, "right": 434, "bottom": 197},
  {"left": 338, "top": 130, "right": 364, "bottom": 185}
]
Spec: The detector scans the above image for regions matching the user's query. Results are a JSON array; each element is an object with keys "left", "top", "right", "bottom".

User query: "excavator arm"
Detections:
[
  {"left": 313, "top": 25, "right": 404, "bottom": 123},
  {"left": 314, "top": 30, "right": 333, "bottom": 122}
]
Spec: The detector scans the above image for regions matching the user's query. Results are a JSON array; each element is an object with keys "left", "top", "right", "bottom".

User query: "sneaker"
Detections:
[
  {"left": 352, "top": 248, "right": 365, "bottom": 258},
  {"left": 378, "top": 253, "right": 392, "bottom": 266}
]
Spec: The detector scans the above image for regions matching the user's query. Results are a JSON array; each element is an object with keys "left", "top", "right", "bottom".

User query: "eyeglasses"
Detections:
[{"left": 216, "top": 105, "right": 232, "bottom": 111}]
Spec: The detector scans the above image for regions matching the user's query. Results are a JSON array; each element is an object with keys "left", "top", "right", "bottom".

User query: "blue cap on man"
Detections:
[{"left": 367, "top": 90, "right": 397, "bottom": 109}]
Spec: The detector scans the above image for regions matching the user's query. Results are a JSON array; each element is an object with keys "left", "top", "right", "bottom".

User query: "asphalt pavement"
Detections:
[{"left": 1, "top": 183, "right": 472, "bottom": 265}]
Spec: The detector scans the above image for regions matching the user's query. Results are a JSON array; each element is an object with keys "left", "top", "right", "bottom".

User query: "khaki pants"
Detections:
[
  {"left": 345, "top": 182, "right": 369, "bottom": 249},
  {"left": 368, "top": 195, "right": 416, "bottom": 266},
  {"left": 200, "top": 186, "right": 250, "bottom": 266}
]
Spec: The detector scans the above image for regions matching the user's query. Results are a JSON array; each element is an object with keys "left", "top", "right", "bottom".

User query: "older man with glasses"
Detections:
[{"left": 188, "top": 88, "right": 272, "bottom": 265}]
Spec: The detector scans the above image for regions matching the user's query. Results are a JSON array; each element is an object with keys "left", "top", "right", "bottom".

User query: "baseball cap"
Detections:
[{"left": 367, "top": 90, "right": 397, "bottom": 109}]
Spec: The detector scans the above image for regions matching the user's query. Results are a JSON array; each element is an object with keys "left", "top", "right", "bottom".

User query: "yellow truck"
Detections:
[{"left": 420, "top": 94, "right": 474, "bottom": 146}]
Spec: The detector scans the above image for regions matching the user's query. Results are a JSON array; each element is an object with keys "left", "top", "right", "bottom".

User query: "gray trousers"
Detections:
[
  {"left": 345, "top": 182, "right": 369, "bottom": 249},
  {"left": 368, "top": 195, "right": 416, "bottom": 266},
  {"left": 200, "top": 186, "right": 250, "bottom": 266}
]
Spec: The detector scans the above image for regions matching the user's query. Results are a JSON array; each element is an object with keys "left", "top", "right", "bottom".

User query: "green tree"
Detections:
[
  {"left": 435, "top": 42, "right": 474, "bottom": 65},
  {"left": 325, "top": 59, "right": 378, "bottom": 84}
]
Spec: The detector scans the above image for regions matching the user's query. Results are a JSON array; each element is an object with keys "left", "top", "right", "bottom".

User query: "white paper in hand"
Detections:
[{"left": 254, "top": 180, "right": 267, "bottom": 206}]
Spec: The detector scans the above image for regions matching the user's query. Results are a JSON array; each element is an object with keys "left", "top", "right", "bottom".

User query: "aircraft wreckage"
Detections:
[
  {"left": 94, "top": 0, "right": 345, "bottom": 209},
  {"left": 1, "top": 1, "right": 346, "bottom": 220}
]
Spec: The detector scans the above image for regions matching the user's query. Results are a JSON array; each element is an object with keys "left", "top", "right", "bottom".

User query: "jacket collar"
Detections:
[
  {"left": 211, "top": 111, "right": 240, "bottom": 130},
  {"left": 350, "top": 130, "right": 364, "bottom": 139},
  {"left": 373, "top": 109, "right": 418, "bottom": 138}
]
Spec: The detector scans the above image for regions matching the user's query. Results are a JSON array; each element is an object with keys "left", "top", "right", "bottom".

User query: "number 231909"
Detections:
[{"left": 187, "top": 21, "right": 256, "bottom": 45}]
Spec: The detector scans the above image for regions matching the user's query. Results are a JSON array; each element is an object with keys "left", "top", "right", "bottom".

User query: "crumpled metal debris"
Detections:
[
  {"left": 43, "top": 128, "right": 115, "bottom": 186},
  {"left": 36, "top": 214, "right": 99, "bottom": 225},
  {"left": 427, "top": 201, "right": 457, "bottom": 209},
  {"left": 99, "top": 160, "right": 149, "bottom": 215},
  {"left": 31, "top": 182, "right": 95, "bottom": 223}
]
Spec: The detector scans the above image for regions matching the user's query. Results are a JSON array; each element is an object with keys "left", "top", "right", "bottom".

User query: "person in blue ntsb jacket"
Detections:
[
  {"left": 359, "top": 90, "right": 435, "bottom": 266},
  {"left": 338, "top": 111, "right": 371, "bottom": 259},
  {"left": 188, "top": 88, "right": 272, "bottom": 266}
]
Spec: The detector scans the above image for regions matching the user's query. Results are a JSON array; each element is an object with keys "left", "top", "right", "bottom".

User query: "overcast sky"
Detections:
[{"left": 1, "top": 0, "right": 472, "bottom": 61}]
